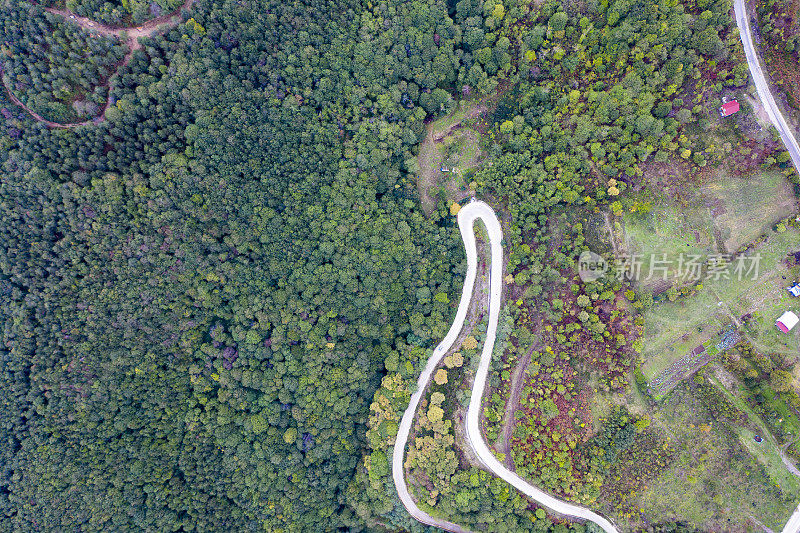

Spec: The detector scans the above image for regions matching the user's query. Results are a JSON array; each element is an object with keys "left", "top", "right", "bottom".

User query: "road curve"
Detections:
[
  {"left": 461, "top": 202, "right": 618, "bottom": 533},
  {"left": 390, "top": 203, "right": 477, "bottom": 533},
  {"left": 45, "top": 0, "right": 196, "bottom": 50},
  {"left": 392, "top": 200, "right": 619, "bottom": 533},
  {"left": 733, "top": 0, "right": 800, "bottom": 176},
  {"left": 0, "top": 66, "right": 100, "bottom": 128}
]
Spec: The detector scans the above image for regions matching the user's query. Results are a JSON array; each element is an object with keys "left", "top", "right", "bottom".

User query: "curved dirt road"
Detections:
[
  {"left": 733, "top": 0, "right": 800, "bottom": 175},
  {"left": 0, "top": 65, "right": 101, "bottom": 128},
  {"left": 392, "top": 200, "right": 619, "bottom": 533},
  {"left": 500, "top": 349, "right": 532, "bottom": 469},
  {"left": 2, "top": 0, "right": 194, "bottom": 127},
  {"left": 45, "top": 0, "right": 195, "bottom": 51}
]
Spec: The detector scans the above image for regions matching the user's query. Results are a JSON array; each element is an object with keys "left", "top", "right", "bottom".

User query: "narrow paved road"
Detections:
[
  {"left": 733, "top": 4, "right": 800, "bottom": 531},
  {"left": 392, "top": 200, "right": 619, "bottom": 533},
  {"left": 391, "top": 204, "right": 478, "bottom": 532},
  {"left": 734, "top": 0, "right": 800, "bottom": 175}
]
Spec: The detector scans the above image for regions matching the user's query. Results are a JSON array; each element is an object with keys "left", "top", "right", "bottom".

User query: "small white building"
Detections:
[
  {"left": 789, "top": 284, "right": 800, "bottom": 297},
  {"left": 777, "top": 311, "right": 799, "bottom": 333}
]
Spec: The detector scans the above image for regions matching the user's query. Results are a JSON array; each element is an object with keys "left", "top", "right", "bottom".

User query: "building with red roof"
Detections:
[{"left": 720, "top": 100, "right": 739, "bottom": 117}]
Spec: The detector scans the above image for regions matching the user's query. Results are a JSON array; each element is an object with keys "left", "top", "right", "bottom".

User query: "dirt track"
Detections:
[
  {"left": 500, "top": 349, "right": 532, "bottom": 470},
  {"left": 2, "top": 0, "right": 194, "bottom": 127},
  {"left": 45, "top": 0, "right": 195, "bottom": 51},
  {"left": 0, "top": 65, "right": 100, "bottom": 128}
]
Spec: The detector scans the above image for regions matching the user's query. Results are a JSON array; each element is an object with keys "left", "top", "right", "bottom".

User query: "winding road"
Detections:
[
  {"left": 392, "top": 200, "right": 618, "bottom": 533},
  {"left": 0, "top": 65, "right": 102, "bottom": 128},
  {"left": 44, "top": 0, "right": 195, "bottom": 49},
  {"left": 733, "top": 0, "right": 800, "bottom": 175}
]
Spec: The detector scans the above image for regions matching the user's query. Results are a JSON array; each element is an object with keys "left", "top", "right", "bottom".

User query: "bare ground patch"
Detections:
[
  {"left": 416, "top": 103, "right": 487, "bottom": 215},
  {"left": 500, "top": 349, "right": 533, "bottom": 470}
]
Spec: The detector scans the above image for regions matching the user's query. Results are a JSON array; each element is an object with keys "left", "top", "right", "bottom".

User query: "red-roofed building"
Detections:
[{"left": 720, "top": 100, "right": 739, "bottom": 117}]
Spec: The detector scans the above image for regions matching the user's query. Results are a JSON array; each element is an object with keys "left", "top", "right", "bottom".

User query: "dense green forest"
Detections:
[
  {"left": 1, "top": 5, "right": 126, "bottom": 123},
  {"left": 0, "top": 0, "right": 509, "bottom": 529}
]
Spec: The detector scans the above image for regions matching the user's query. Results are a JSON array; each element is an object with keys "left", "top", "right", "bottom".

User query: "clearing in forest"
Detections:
[
  {"left": 416, "top": 102, "right": 486, "bottom": 214},
  {"left": 621, "top": 168, "right": 796, "bottom": 292},
  {"left": 703, "top": 168, "right": 797, "bottom": 252},
  {"left": 622, "top": 198, "right": 716, "bottom": 291}
]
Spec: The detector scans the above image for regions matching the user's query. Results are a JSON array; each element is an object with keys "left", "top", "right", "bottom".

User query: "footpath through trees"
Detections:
[{"left": 1, "top": 0, "right": 194, "bottom": 127}]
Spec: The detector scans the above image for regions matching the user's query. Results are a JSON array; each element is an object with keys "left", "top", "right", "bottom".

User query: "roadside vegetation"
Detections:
[
  {"left": 401, "top": 319, "right": 556, "bottom": 532},
  {"left": 754, "top": 0, "right": 800, "bottom": 113},
  {"left": 467, "top": 0, "right": 800, "bottom": 530}
]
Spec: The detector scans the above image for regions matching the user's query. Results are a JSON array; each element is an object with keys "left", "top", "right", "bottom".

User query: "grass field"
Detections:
[
  {"left": 640, "top": 225, "right": 800, "bottom": 384},
  {"left": 622, "top": 201, "right": 716, "bottom": 290},
  {"left": 738, "top": 237, "right": 800, "bottom": 356},
  {"left": 762, "top": 386, "right": 800, "bottom": 444},
  {"left": 707, "top": 372, "right": 800, "bottom": 494},
  {"left": 622, "top": 169, "right": 796, "bottom": 292},
  {"left": 590, "top": 378, "right": 800, "bottom": 530},
  {"left": 415, "top": 102, "right": 485, "bottom": 214},
  {"left": 641, "top": 309, "right": 725, "bottom": 382},
  {"left": 709, "top": 370, "right": 800, "bottom": 459},
  {"left": 704, "top": 169, "right": 797, "bottom": 253},
  {"left": 429, "top": 106, "right": 468, "bottom": 136},
  {"left": 738, "top": 426, "right": 800, "bottom": 493}
]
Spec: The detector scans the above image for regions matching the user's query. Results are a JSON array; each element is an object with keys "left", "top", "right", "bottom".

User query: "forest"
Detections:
[
  {"left": 38, "top": 0, "right": 187, "bottom": 25},
  {"left": 755, "top": 0, "right": 800, "bottom": 109},
  {"left": 0, "top": 0, "right": 793, "bottom": 531},
  {"left": 0, "top": 0, "right": 570, "bottom": 530},
  {"left": 1, "top": 6, "right": 126, "bottom": 124},
  {"left": 0, "top": 0, "right": 491, "bottom": 529}
]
